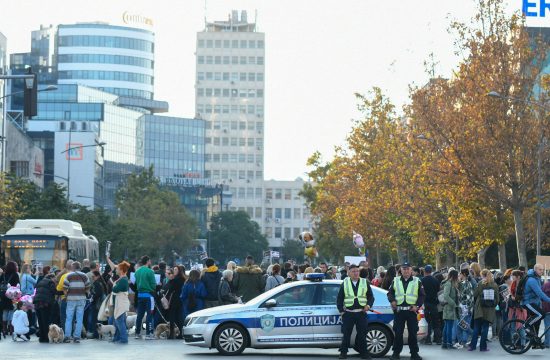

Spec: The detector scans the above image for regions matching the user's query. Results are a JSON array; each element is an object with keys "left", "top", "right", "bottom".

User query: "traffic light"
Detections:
[{"left": 23, "top": 68, "right": 37, "bottom": 118}]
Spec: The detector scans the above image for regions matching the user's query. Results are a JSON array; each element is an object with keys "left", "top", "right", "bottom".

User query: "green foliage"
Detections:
[
  {"left": 115, "top": 166, "right": 198, "bottom": 261},
  {"left": 281, "top": 239, "right": 305, "bottom": 262},
  {"left": 209, "top": 210, "right": 268, "bottom": 263}
]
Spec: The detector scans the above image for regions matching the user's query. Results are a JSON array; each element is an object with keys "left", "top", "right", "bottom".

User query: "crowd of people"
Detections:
[{"left": 0, "top": 254, "right": 549, "bottom": 356}]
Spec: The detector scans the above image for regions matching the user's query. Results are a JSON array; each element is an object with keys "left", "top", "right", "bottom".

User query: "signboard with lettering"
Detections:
[
  {"left": 522, "top": 0, "right": 550, "bottom": 27},
  {"left": 122, "top": 12, "right": 153, "bottom": 27},
  {"left": 160, "top": 176, "right": 211, "bottom": 187},
  {"left": 2, "top": 238, "right": 59, "bottom": 249},
  {"left": 65, "top": 143, "right": 83, "bottom": 160}
]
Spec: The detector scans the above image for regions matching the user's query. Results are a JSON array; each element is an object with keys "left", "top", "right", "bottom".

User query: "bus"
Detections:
[{"left": 0, "top": 219, "right": 99, "bottom": 269}]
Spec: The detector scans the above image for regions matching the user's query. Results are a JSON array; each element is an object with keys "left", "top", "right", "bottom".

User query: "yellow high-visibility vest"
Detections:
[
  {"left": 393, "top": 276, "right": 419, "bottom": 305},
  {"left": 343, "top": 277, "right": 368, "bottom": 307}
]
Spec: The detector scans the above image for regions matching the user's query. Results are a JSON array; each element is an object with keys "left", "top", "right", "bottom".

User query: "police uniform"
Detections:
[
  {"left": 387, "top": 265, "right": 425, "bottom": 360},
  {"left": 336, "top": 275, "right": 375, "bottom": 359}
]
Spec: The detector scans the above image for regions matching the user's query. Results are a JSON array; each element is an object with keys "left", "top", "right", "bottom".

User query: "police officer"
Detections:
[
  {"left": 337, "top": 265, "right": 375, "bottom": 360},
  {"left": 387, "top": 262, "right": 425, "bottom": 360}
]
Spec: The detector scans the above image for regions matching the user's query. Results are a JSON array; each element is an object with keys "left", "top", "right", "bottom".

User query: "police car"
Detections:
[{"left": 183, "top": 273, "right": 427, "bottom": 357}]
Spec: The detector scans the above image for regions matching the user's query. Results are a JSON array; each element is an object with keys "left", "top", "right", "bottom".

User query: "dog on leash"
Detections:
[
  {"left": 48, "top": 324, "right": 64, "bottom": 343},
  {"left": 96, "top": 323, "right": 116, "bottom": 340},
  {"left": 154, "top": 323, "right": 180, "bottom": 339}
]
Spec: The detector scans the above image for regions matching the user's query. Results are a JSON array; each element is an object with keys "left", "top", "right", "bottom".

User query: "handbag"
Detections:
[
  {"left": 97, "top": 293, "right": 112, "bottom": 321},
  {"left": 161, "top": 293, "right": 172, "bottom": 310}
]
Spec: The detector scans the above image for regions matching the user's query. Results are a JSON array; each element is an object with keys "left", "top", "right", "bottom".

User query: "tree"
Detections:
[
  {"left": 281, "top": 239, "right": 305, "bottom": 262},
  {"left": 115, "top": 167, "right": 198, "bottom": 261},
  {"left": 209, "top": 211, "right": 268, "bottom": 264},
  {"left": 409, "top": 0, "right": 549, "bottom": 266}
]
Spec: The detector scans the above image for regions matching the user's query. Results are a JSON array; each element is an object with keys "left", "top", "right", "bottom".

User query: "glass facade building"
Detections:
[
  {"left": 57, "top": 24, "right": 155, "bottom": 100},
  {"left": 29, "top": 84, "right": 144, "bottom": 210}
]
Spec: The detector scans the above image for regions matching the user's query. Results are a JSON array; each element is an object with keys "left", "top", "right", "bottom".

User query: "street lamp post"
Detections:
[
  {"left": 60, "top": 141, "right": 106, "bottom": 211},
  {"left": 1, "top": 71, "right": 57, "bottom": 172},
  {"left": 487, "top": 91, "right": 548, "bottom": 256}
]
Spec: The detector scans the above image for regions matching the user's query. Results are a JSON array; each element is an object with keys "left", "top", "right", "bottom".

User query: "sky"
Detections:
[{"left": 0, "top": 0, "right": 529, "bottom": 181}]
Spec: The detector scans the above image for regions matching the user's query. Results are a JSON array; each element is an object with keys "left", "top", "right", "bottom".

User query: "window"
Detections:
[
  {"left": 255, "top": 207, "right": 262, "bottom": 218},
  {"left": 206, "top": 39, "right": 213, "bottom": 48},
  {"left": 275, "top": 189, "right": 282, "bottom": 199},
  {"left": 240, "top": 40, "right": 247, "bottom": 48},
  {"left": 319, "top": 285, "right": 341, "bottom": 305},
  {"left": 284, "top": 227, "right": 291, "bottom": 239},
  {"left": 263, "top": 286, "right": 316, "bottom": 307},
  {"left": 197, "top": 72, "right": 205, "bottom": 80},
  {"left": 275, "top": 227, "right": 282, "bottom": 238},
  {"left": 293, "top": 227, "right": 301, "bottom": 239},
  {"left": 232, "top": 56, "right": 238, "bottom": 65},
  {"left": 266, "top": 188, "right": 273, "bottom": 199},
  {"left": 240, "top": 72, "right": 247, "bottom": 81},
  {"left": 284, "top": 208, "right": 291, "bottom": 219},
  {"left": 294, "top": 208, "right": 301, "bottom": 219},
  {"left": 257, "top": 89, "right": 264, "bottom": 98},
  {"left": 265, "top": 227, "right": 273, "bottom": 238},
  {"left": 275, "top": 208, "right": 282, "bottom": 218},
  {"left": 266, "top": 207, "right": 273, "bottom": 218},
  {"left": 255, "top": 188, "right": 262, "bottom": 198},
  {"left": 222, "top": 138, "right": 229, "bottom": 146},
  {"left": 257, "top": 56, "right": 264, "bottom": 65},
  {"left": 10, "top": 161, "right": 29, "bottom": 178},
  {"left": 248, "top": 73, "right": 256, "bottom": 81},
  {"left": 246, "top": 207, "right": 253, "bottom": 217},
  {"left": 248, "top": 40, "right": 256, "bottom": 48},
  {"left": 215, "top": 56, "right": 221, "bottom": 64},
  {"left": 240, "top": 56, "right": 247, "bottom": 65},
  {"left": 215, "top": 40, "right": 221, "bottom": 48},
  {"left": 206, "top": 72, "right": 213, "bottom": 80},
  {"left": 223, "top": 40, "right": 230, "bottom": 48},
  {"left": 232, "top": 40, "right": 239, "bottom": 48},
  {"left": 258, "top": 40, "right": 265, "bottom": 48},
  {"left": 284, "top": 189, "right": 291, "bottom": 200},
  {"left": 257, "top": 73, "right": 264, "bottom": 82},
  {"left": 198, "top": 39, "right": 205, "bottom": 48},
  {"left": 248, "top": 56, "right": 255, "bottom": 65},
  {"left": 223, "top": 72, "right": 229, "bottom": 81},
  {"left": 223, "top": 56, "right": 230, "bottom": 65}
]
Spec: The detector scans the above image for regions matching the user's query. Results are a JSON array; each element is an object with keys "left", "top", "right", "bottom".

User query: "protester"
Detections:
[
  {"left": 88, "top": 270, "right": 107, "bottom": 339},
  {"left": 202, "top": 258, "right": 222, "bottom": 308},
  {"left": 1, "top": 261, "right": 20, "bottom": 338},
  {"left": 265, "top": 264, "right": 285, "bottom": 291},
  {"left": 165, "top": 265, "right": 186, "bottom": 339},
  {"left": 63, "top": 261, "right": 91, "bottom": 343},
  {"left": 12, "top": 301, "right": 35, "bottom": 341},
  {"left": 33, "top": 273, "right": 57, "bottom": 343},
  {"left": 442, "top": 269, "right": 459, "bottom": 349},
  {"left": 233, "top": 256, "right": 264, "bottom": 302},
  {"left": 469, "top": 269, "right": 499, "bottom": 352},
  {"left": 421, "top": 264, "right": 441, "bottom": 345},
  {"left": 457, "top": 268, "right": 474, "bottom": 347},
  {"left": 218, "top": 270, "right": 240, "bottom": 305},
  {"left": 181, "top": 270, "right": 207, "bottom": 319},
  {"left": 134, "top": 256, "right": 157, "bottom": 340},
  {"left": 111, "top": 261, "right": 130, "bottom": 344}
]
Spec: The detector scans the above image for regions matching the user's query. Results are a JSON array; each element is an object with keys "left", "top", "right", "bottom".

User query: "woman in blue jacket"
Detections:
[{"left": 180, "top": 270, "right": 207, "bottom": 320}]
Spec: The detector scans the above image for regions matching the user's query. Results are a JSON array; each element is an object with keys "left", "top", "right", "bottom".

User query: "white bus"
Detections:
[{"left": 1, "top": 219, "right": 99, "bottom": 269}]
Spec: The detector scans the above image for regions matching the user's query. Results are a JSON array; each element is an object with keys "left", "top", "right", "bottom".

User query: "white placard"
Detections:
[{"left": 344, "top": 256, "right": 367, "bottom": 266}]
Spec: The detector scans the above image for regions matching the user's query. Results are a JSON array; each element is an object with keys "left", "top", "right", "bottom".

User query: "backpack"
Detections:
[
  {"left": 481, "top": 288, "right": 497, "bottom": 308},
  {"left": 514, "top": 275, "right": 529, "bottom": 303}
]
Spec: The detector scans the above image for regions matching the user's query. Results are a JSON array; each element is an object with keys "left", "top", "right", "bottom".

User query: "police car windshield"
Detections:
[{"left": 246, "top": 279, "right": 342, "bottom": 306}]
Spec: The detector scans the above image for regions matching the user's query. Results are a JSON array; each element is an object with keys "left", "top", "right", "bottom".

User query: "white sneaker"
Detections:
[
  {"left": 453, "top": 343, "right": 463, "bottom": 349},
  {"left": 145, "top": 334, "right": 155, "bottom": 340}
]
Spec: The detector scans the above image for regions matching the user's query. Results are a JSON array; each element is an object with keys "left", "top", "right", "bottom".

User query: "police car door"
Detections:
[
  {"left": 312, "top": 283, "right": 343, "bottom": 345},
  {"left": 255, "top": 284, "right": 316, "bottom": 346}
]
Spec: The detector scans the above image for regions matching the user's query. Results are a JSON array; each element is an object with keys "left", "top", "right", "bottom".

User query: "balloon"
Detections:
[
  {"left": 352, "top": 231, "right": 366, "bottom": 256},
  {"left": 299, "top": 231, "right": 318, "bottom": 259}
]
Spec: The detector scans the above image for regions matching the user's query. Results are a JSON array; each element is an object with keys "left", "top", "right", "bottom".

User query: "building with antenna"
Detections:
[{"left": 196, "top": 10, "right": 266, "bottom": 226}]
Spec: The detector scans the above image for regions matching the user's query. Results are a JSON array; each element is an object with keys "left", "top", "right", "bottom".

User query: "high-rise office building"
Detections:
[
  {"left": 0, "top": 31, "right": 6, "bottom": 75},
  {"left": 196, "top": 10, "right": 266, "bottom": 224}
]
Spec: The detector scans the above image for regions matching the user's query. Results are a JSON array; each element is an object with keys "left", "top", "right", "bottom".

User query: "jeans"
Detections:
[
  {"left": 544, "top": 313, "right": 550, "bottom": 347},
  {"left": 59, "top": 300, "right": 67, "bottom": 331},
  {"left": 470, "top": 318, "right": 490, "bottom": 351},
  {"left": 87, "top": 305, "right": 99, "bottom": 337},
  {"left": 65, "top": 299, "right": 86, "bottom": 339},
  {"left": 456, "top": 314, "right": 472, "bottom": 344},
  {"left": 113, "top": 313, "right": 128, "bottom": 344},
  {"left": 136, "top": 296, "right": 154, "bottom": 335},
  {"left": 443, "top": 319, "right": 456, "bottom": 346},
  {"left": 36, "top": 305, "right": 53, "bottom": 343}
]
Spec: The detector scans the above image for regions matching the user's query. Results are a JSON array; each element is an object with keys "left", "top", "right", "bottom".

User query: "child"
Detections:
[{"left": 12, "top": 301, "right": 36, "bottom": 341}]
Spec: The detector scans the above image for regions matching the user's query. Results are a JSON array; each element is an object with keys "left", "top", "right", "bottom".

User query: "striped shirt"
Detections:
[{"left": 63, "top": 271, "right": 91, "bottom": 301}]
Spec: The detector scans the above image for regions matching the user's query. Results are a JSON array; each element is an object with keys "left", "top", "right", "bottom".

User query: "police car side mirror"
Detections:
[{"left": 265, "top": 299, "right": 277, "bottom": 308}]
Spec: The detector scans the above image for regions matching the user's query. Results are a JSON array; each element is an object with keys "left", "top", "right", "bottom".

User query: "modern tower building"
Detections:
[
  {"left": 196, "top": 10, "right": 266, "bottom": 225},
  {"left": 0, "top": 31, "right": 6, "bottom": 75}
]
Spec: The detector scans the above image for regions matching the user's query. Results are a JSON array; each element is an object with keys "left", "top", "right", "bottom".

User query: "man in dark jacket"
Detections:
[
  {"left": 202, "top": 258, "right": 222, "bottom": 308},
  {"left": 34, "top": 274, "right": 57, "bottom": 343},
  {"left": 420, "top": 265, "right": 441, "bottom": 345}
]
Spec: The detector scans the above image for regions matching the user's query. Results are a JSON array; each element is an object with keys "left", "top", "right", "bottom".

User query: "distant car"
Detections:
[{"left": 184, "top": 275, "right": 427, "bottom": 357}]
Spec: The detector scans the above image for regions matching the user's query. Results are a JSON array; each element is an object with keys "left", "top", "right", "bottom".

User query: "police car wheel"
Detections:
[
  {"left": 354, "top": 324, "right": 392, "bottom": 357},
  {"left": 214, "top": 323, "right": 247, "bottom": 355}
]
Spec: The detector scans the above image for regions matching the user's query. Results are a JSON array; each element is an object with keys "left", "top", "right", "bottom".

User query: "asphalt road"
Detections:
[{"left": 0, "top": 337, "right": 549, "bottom": 360}]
